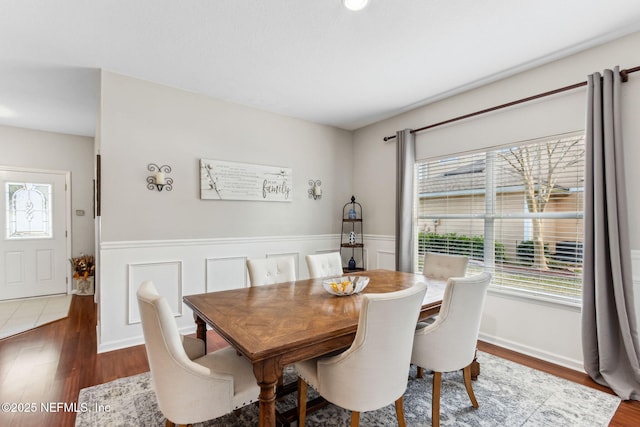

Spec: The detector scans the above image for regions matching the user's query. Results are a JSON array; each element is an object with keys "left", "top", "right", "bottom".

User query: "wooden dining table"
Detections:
[{"left": 183, "top": 269, "right": 447, "bottom": 427}]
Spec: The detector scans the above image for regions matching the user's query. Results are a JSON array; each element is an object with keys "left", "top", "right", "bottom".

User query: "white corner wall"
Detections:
[
  {"left": 98, "top": 71, "right": 353, "bottom": 242},
  {"left": 353, "top": 31, "right": 640, "bottom": 371}
]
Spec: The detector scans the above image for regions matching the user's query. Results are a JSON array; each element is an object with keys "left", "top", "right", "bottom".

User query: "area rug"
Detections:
[{"left": 76, "top": 352, "right": 620, "bottom": 426}]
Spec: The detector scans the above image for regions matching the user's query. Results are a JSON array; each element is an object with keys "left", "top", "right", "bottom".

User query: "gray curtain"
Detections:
[
  {"left": 395, "top": 129, "right": 415, "bottom": 272},
  {"left": 582, "top": 66, "right": 640, "bottom": 400}
]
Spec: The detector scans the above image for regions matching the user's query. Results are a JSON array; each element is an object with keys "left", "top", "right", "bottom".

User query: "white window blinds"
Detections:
[{"left": 416, "top": 132, "right": 585, "bottom": 303}]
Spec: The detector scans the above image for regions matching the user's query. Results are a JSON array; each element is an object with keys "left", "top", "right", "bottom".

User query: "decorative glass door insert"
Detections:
[{"left": 5, "top": 182, "right": 53, "bottom": 239}]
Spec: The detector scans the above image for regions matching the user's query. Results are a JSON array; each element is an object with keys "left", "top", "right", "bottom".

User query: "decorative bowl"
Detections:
[{"left": 322, "top": 276, "right": 370, "bottom": 296}]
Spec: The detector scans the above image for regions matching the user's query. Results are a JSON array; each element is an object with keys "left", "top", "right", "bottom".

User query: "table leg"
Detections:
[
  {"left": 195, "top": 316, "right": 207, "bottom": 350},
  {"left": 254, "top": 359, "right": 280, "bottom": 427}
]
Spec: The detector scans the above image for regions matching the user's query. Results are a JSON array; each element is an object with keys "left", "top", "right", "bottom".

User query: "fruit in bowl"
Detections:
[{"left": 322, "top": 276, "right": 370, "bottom": 296}]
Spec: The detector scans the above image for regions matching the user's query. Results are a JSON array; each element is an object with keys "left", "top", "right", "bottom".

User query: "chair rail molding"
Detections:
[{"left": 100, "top": 234, "right": 339, "bottom": 250}]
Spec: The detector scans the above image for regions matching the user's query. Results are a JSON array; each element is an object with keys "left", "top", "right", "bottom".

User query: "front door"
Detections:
[{"left": 0, "top": 168, "right": 69, "bottom": 300}]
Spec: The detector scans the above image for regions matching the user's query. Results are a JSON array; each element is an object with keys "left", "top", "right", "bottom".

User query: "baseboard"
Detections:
[
  {"left": 98, "top": 335, "right": 145, "bottom": 354},
  {"left": 98, "top": 324, "right": 197, "bottom": 354},
  {"left": 479, "top": 332, "right": 585, "bottom": 373}
]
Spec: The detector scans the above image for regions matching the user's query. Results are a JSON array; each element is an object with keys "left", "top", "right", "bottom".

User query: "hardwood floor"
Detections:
[{"left": 0, "top": 294, "right": 638, "bottom": 426}]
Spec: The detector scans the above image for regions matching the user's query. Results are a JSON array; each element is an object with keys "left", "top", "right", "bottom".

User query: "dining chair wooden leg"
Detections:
[
  {"left": 471, "top": 348, "right": 480, "bottom": 380},
  {"left": 417, "top": 366, "right": 424, "bottom": 378},
  {"left": 432, "top": 371, "right": 442, "bottom": 427},
  {"left": 463, "top": 364, "right": 479, "bottom": 408},
  {"left": 394, "top": 396, "right": 407, "bottom": 427},
  {"left": 297, "top": 377, "right": 308, "bottom": 427},
  {"left": 350, "top": 411, "right": 360, "bottom": 427}
]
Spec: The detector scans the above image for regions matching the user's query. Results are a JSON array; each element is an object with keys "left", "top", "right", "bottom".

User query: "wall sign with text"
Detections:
[{"left": 200, "top": 159, "right": 292, "bottom": 201}]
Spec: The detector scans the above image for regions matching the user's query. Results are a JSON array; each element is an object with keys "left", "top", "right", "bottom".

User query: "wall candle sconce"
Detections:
[
  {"left": 147, "top": 163, "right": 173, "bottom": 192},
  {"left": 308, "top": 179, "right": 322, "bottom": 200}
]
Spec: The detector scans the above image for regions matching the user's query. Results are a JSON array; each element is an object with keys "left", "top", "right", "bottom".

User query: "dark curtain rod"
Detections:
[{"left": 382, "top": 65, "right": 640, "bottom": 142}]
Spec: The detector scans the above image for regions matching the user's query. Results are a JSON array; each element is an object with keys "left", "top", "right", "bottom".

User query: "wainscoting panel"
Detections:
[
  {"left": 205, "top": 256, "right": 247, "bottom": 292},
  {"left": 98, "top": 234, "right": 341, "bottom": 352},
  {"left": 127, "top": 261, "right": 182, "bottom": 325},
  {"left": 376, "top": 249, "right": 395, "bottom": 270}
]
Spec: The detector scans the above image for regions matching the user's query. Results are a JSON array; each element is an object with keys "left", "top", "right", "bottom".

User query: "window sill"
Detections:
[{"left": 487, "top": 285, "right": 581, "bottom": 311}]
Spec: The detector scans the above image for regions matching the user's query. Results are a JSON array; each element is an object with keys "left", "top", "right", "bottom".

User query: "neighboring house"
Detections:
[{"left": 416, "top": 142, "right": 584, "bottom": 262}]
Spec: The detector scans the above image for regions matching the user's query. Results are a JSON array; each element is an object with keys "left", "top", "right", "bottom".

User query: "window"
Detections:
[
  {"left": 416, "top": 132, "right": 585, "bottom": 304},
  {"left": 5, "top": 182, "right": 53, "bottom": 239}
]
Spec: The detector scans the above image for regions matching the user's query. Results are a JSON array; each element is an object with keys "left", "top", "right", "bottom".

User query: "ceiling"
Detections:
[{"left": 2, "top": 0, "right": 640, "bottom": 138}]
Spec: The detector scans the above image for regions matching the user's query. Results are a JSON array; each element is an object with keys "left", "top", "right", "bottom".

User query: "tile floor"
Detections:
[{"left": 0, "top": 294, "right": 72, "bottom": 339}]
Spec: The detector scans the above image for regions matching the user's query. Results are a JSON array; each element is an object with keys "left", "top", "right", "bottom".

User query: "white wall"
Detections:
[
  {"left": 353, "top": 31, "right": 640, "bottom": 371},
  {"left": 0, "top": 125, "right": 95, "bottom": 256},
  {"left": 96, "top": 71, "right": 355, "bottom": 351},
  {"left": 99, "top": 71, "right": 353, "bottom": 242}
]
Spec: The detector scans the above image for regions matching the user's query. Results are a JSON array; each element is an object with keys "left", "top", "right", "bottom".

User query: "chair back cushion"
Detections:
[
  {"left": 137, "top": 281, "right": 195, "bottom": 376},
  {"left": 422, "top": 252, "right": 469, "bottom": 281},
  {"left": 412, "top": 272, "right": 491, "bottom": 373},
  {"left": 316, "top": 282, "right": 427, "bottom": 412},
  {"left": 305, "top": 252, "right": 343, "bottom": 278},
  {"left": 247, "top": 256, "right": 296, "bottom": 286}
]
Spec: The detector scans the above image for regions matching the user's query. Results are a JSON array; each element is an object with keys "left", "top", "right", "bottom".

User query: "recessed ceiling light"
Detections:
[{"left": 343, "top": 0, "right": 369, "bottom": 12}]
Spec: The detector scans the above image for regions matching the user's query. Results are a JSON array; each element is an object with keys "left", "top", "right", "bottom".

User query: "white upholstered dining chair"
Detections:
[
  {"left": 246, "top": 255, "right": 296, "bottom": 286},
  {"left": 422, "top": 252, "right": 469, "bottom": 281},
  {"left": 410, "top": 272, "right": 492, "bottom": 427},
  {"left": 246, "top": 255, "right": 297, "bottom": 388},
  {"left": 417, "top": 252, "right": 470, "bottom": 331},
  {"left": 295, "top": 282, "right": 428, "bottom": 427},
  {"left": 305, "top": 252, "right": 343, "bottom": 278},
  {"left": 137, "top": 281, "right": 259, "bottom": 427}
]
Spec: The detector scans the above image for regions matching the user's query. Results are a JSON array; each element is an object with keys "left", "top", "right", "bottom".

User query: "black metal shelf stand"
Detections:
[{"left": 340, "top": 195, "right": 365, "bottom": 272}]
